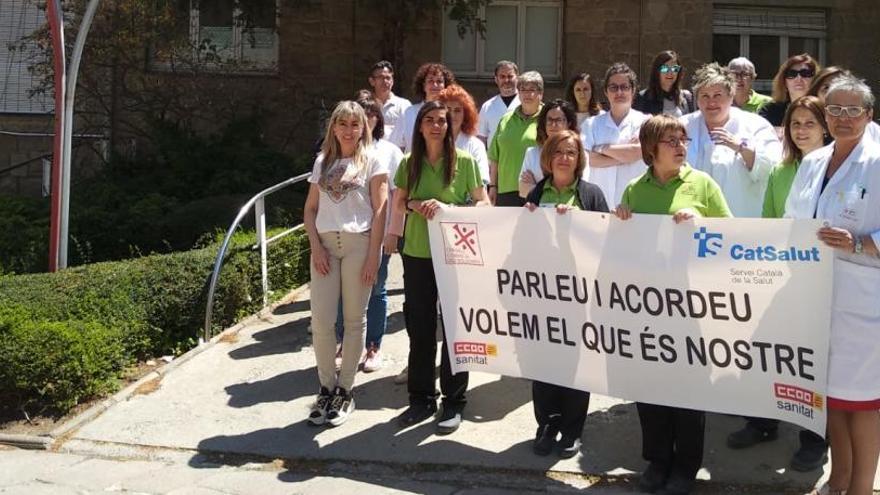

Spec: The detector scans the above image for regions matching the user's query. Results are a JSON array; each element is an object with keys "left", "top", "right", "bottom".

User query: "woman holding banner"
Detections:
[
  {"left": 388, "top": 101, "right": 489, "bottom": 434},
  {"left": 523, "top": 129, "right": 608, "bottom": 458},
  {"left": 785, "top": 75, "right": 880, "bottom": 495},
  {"left": 615, "top": 114, "right": 731, "bottom": 495}
]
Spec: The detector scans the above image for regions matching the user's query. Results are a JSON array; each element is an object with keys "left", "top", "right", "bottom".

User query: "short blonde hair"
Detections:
[
  {"left": 517, "top": 71, "right": 544, "bottom": 93},
  {"left": 692, "top": 63, "right": 735, "bottom": 99},
  {"left": 639, "top": 114, "right": 688, "bottom": 166},
  {"left": 539, "top": 130, "right": 586, "bottom": 179}
]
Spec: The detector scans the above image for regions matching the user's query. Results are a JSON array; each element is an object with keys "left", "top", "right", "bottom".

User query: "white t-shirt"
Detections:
[
  {"left": 388, "top": 102, "right": 424, "bottom": 153},
  {"left": 582, "top": 109, "right": 649, "bottom": 207},
  {"left": 381, "top": 92, "right": 411, "bottom": 137},
  {"left": 478, "top": 93, "right": 520, "bottom": 146},
  {"left": 682, "top": 107, "right": 782, "bottom": 218},
  {"left": 456, "top": 133, "right": 489, "bottom": 184},
  {"left": 372, "top": 138, "right": 404, "bottom": 230},
  {"left": 308, "top": 153, "right": 389, "bottom": 233},
  {"left": 519, "top": 145, "right": 590, "bottom": 194}
]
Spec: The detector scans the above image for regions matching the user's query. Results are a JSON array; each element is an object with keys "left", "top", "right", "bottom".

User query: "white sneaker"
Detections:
[
  {"left": 326, "top": 387, "right": 355, "bottom": 427},
  {"left": 362, "top": 345, "right": 382, "bottom": 372},
  {"left": 393, "top": 366, "right": 408, "bottom": 384}
]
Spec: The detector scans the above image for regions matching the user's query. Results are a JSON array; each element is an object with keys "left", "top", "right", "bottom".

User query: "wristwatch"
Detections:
[{"left": 854, "top": 235, "right": 864, "bottom": 254}]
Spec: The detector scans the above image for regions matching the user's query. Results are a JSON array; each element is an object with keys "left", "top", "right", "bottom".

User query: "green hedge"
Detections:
[{"left": 0, "top": 229, "right": 310, "bottom": 416}]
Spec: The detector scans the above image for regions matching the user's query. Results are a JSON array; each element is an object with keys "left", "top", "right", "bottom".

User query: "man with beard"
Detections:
[{"left": 478, "top": 60, "right": 520, "bottom": 147}]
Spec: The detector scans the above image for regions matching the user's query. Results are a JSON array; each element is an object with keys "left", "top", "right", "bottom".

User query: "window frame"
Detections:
[
  {"left": 712, "top": 7, "right": 826, "bottom": 92},
  {"left": 441, "top": 0, "right": 563, "bottom": 81},
  {"left": 152, "top": 0, "right": 279, "bottom": 74}
]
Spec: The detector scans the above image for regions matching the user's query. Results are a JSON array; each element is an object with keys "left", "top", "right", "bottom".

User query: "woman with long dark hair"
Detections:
[
  {"left": 388, "top": 101, "right": 489, "bottom": 434},
  {"left": 565, "top": 72, "right": 603, "bottom": 127},
  {"left": 634, "top": 50, "right": 694, "bottom": 117}
]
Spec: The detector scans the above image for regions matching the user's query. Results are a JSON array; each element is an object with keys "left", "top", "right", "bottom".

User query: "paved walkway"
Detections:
[{"left": 1, "top": 256, "right": 874, "bottom": 494}]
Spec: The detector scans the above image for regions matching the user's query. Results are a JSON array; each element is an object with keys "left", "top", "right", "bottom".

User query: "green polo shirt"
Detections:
[
  {"left": 762, "top": 161, "right": 799, "bottom": 218},
  {"left": 488, "top": 105, "right": 540, "bottom": 194},
  {"left": 741, "top": 90, "right": 773, "bottom": 114},
  {"left": 621, "top": 164, "right": 732, "bottom": 218},
  {"left": 394, "top": 150, "right": 481, "bottom": 258},
  {"left": 538, "top": 179, "right": 581, "bottom": 209}
]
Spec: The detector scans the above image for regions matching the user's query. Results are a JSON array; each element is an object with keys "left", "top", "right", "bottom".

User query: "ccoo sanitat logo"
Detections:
[{"left": 693, "top": 227, "right": 820, "bottom": 262}]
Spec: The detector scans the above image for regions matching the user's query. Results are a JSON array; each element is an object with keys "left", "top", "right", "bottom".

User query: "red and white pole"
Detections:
[{"left": 46, "top": 0, "right": 66, "bottom": 272}]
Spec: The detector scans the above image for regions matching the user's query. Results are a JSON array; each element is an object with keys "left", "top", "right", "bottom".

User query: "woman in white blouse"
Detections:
[
  {"left": 303, "top": 101, "right": 388, "bottom": 427},
  {"left": 681, "top": 63, "right": 782, "bottom": 218}
]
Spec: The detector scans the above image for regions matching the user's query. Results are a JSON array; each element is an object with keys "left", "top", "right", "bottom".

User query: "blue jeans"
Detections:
[{"left": 335, "top": 253, "right": 390, "bottom": 348}]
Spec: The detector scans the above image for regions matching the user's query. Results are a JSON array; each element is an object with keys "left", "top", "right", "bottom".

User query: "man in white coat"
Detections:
[{"left": 478, "top": 61, "right": 520, "bottom": 147}]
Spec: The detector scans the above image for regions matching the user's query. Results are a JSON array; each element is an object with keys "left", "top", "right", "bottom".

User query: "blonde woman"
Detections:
[{"left": 303, "top": 101, "right": 388, "bottom": 426}]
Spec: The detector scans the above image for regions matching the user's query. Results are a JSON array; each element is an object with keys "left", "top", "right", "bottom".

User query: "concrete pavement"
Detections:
[{"left": 1, "top": 256, "right": 871, "bottom": 494}]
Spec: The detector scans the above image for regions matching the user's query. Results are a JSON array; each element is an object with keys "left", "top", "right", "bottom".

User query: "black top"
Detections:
[
  {"left": 525, "top": 176, "right": 610, "bottom": 213},
  {"left": 501, "top": 94, "right": 517, "bottom": 107},
  {"left": 633, "top": 88, "right": 695, "bottom": 116},
  {"left": 759, "top": 101, "right": 788, "bottom": 127}
]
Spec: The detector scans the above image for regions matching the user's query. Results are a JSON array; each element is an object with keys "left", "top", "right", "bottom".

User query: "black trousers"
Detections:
[
  {"left": 532, "top": 381, "right": 591, "bottom": 440},
  {"left": 402, "top": 254, "right": 468, "bottom": 412},
  {"left": 744, "top": 417, "right": 827, "bottom": 449},
  {"left": 495, "top": 191, "right": 525, "bottom": 207},
  {"left": 637, "top": 402, "right": 705, "bottom": 478}
]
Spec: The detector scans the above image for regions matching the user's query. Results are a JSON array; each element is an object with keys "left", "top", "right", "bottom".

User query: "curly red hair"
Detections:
[{"left": 437, "top": 84, "right": 479, "bottom": 136}]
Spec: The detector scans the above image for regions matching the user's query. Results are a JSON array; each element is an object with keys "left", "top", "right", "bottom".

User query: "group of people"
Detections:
[{"left": 301, "top": 52, "right": 880, "bottom": 495}]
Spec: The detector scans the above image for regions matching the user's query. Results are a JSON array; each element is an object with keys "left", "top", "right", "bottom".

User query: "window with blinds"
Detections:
[{"left": 712, "top": 6, "right": 826, "bottom": 88}]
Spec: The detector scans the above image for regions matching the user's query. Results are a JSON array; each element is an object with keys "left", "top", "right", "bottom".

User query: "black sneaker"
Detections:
[
  {"left": 557, "top": 435, "right": 581, "bottom": 459},
  {"left": 726, "top": 424, "right": 778, "bottom": 449},
  {"left": 435, "top": 407, "right": 462, "bottom": 435},
  {"left": 639, "top": 462, "right": 669, "bottom": 493},
  {"left": 657, "top": 471, "right": 695, "bottom": 495},
  {"left": 397, "top": 402, "right": 438, "bottom": 427},
  {"left": 532, "top": 425, "right": 557, "bottom": 456},
  {"left": 326, "top": 387, "right": 355, "bottom": 426},
  {"left": 308, "top": 387, "right": 333, "bottom": 426},
  {"left": 790, "top": 443, "right": 829, "bottom": 472}
]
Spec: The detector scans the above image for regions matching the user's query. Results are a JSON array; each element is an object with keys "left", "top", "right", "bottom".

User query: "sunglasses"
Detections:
[
  {"left": 826, "top": 105, "right": 867, "bottom": 118},
  {"left": 784, "top": 68, "right": 815, "bottom": 79},
  {"left": 659, "top": 65, "right": 682, "bottom": 74}
]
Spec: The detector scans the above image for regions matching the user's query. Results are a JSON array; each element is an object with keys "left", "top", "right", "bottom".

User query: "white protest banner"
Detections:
[{"left": 428, "top": 207, "right": 833, "bottom": 434}]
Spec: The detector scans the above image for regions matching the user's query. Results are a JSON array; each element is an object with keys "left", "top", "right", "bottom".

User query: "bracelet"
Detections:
[{"left": 487, "top": 184, "right": 497, "bottom": 190}]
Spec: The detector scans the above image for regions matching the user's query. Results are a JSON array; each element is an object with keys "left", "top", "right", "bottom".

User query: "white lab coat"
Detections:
[
  {"left": 682, "top": 107, "right": 781, "bottom": 218},
  {"left": 582, "top": 109, "right": 649, "bottom": 207},
  {"left": 455, "top": 133, "right": 489, "bottom": 185},
  {"left": 478, "top": 93, "right": 520, "bottom": 147},
  {"left": 388, "top": 102, "right": 424, "bottom": 153},
  {"left": 785, "top": 134, "right": 880, "bottom": 400}
]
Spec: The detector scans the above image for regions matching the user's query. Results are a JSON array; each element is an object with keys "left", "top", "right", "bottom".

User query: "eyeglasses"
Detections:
[
  {"left": 826, "top": 105, "right": 867, "bottom": 118},
  {"left": 607, "top": 84, "right": 633, "bottom": 93},
  {"left": 546, "top": 117, "right": 568, "bottom": 126},
  {"left": 659, "top": 65, "right": 682, "bottom": 74},
  {"left": 731, "top": 71, "right": 753, "bottom": 80},
  {"left": 784, "top": 68, "right": 815, "bottom": 80},
  {"left": 658, "top": 137, "right": 692, "bottom": 148},
  {"left": 519, "top": 87, "right": 541, "bottom": 95}
]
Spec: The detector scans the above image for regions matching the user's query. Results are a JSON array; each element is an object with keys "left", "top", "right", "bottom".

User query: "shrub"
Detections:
[
  {"left": 0, "top": 311, "right": 127, "bottom": 415},
  {"left": 0, "top": 229, "right": 310, "bottom": 415}
]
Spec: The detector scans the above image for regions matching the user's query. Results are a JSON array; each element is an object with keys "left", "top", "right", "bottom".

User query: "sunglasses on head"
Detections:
[
  {"left": 659, "top": 65, "right": 682, "bottom": 74},
  {"left": 784, "top": 68, "right": 815, "bottom": 79}
]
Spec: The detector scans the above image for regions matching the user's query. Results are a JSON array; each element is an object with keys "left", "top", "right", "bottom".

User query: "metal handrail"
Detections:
[{"left": 203, "top": 172, "right": 311, "bottom": 342}]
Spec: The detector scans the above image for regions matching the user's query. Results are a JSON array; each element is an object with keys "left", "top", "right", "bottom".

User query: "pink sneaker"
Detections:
[{"left": 362, "top": 344, "right": 382, "bottom": 372}]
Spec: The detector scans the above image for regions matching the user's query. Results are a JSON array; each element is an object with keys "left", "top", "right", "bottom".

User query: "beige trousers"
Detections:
[{"left": 310, "top": 231, "right": 372, "bottom": 392}]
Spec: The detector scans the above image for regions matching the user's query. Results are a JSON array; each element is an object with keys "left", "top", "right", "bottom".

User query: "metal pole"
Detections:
[
  {"left": 255, "top": 198, "right": 269, "bottom": 307},
  {"left": 46, "top": 0, "right": 66, "bottom": 272},
  {"left": 59, "top": 0, "right": 103, "bottom": 269}
]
